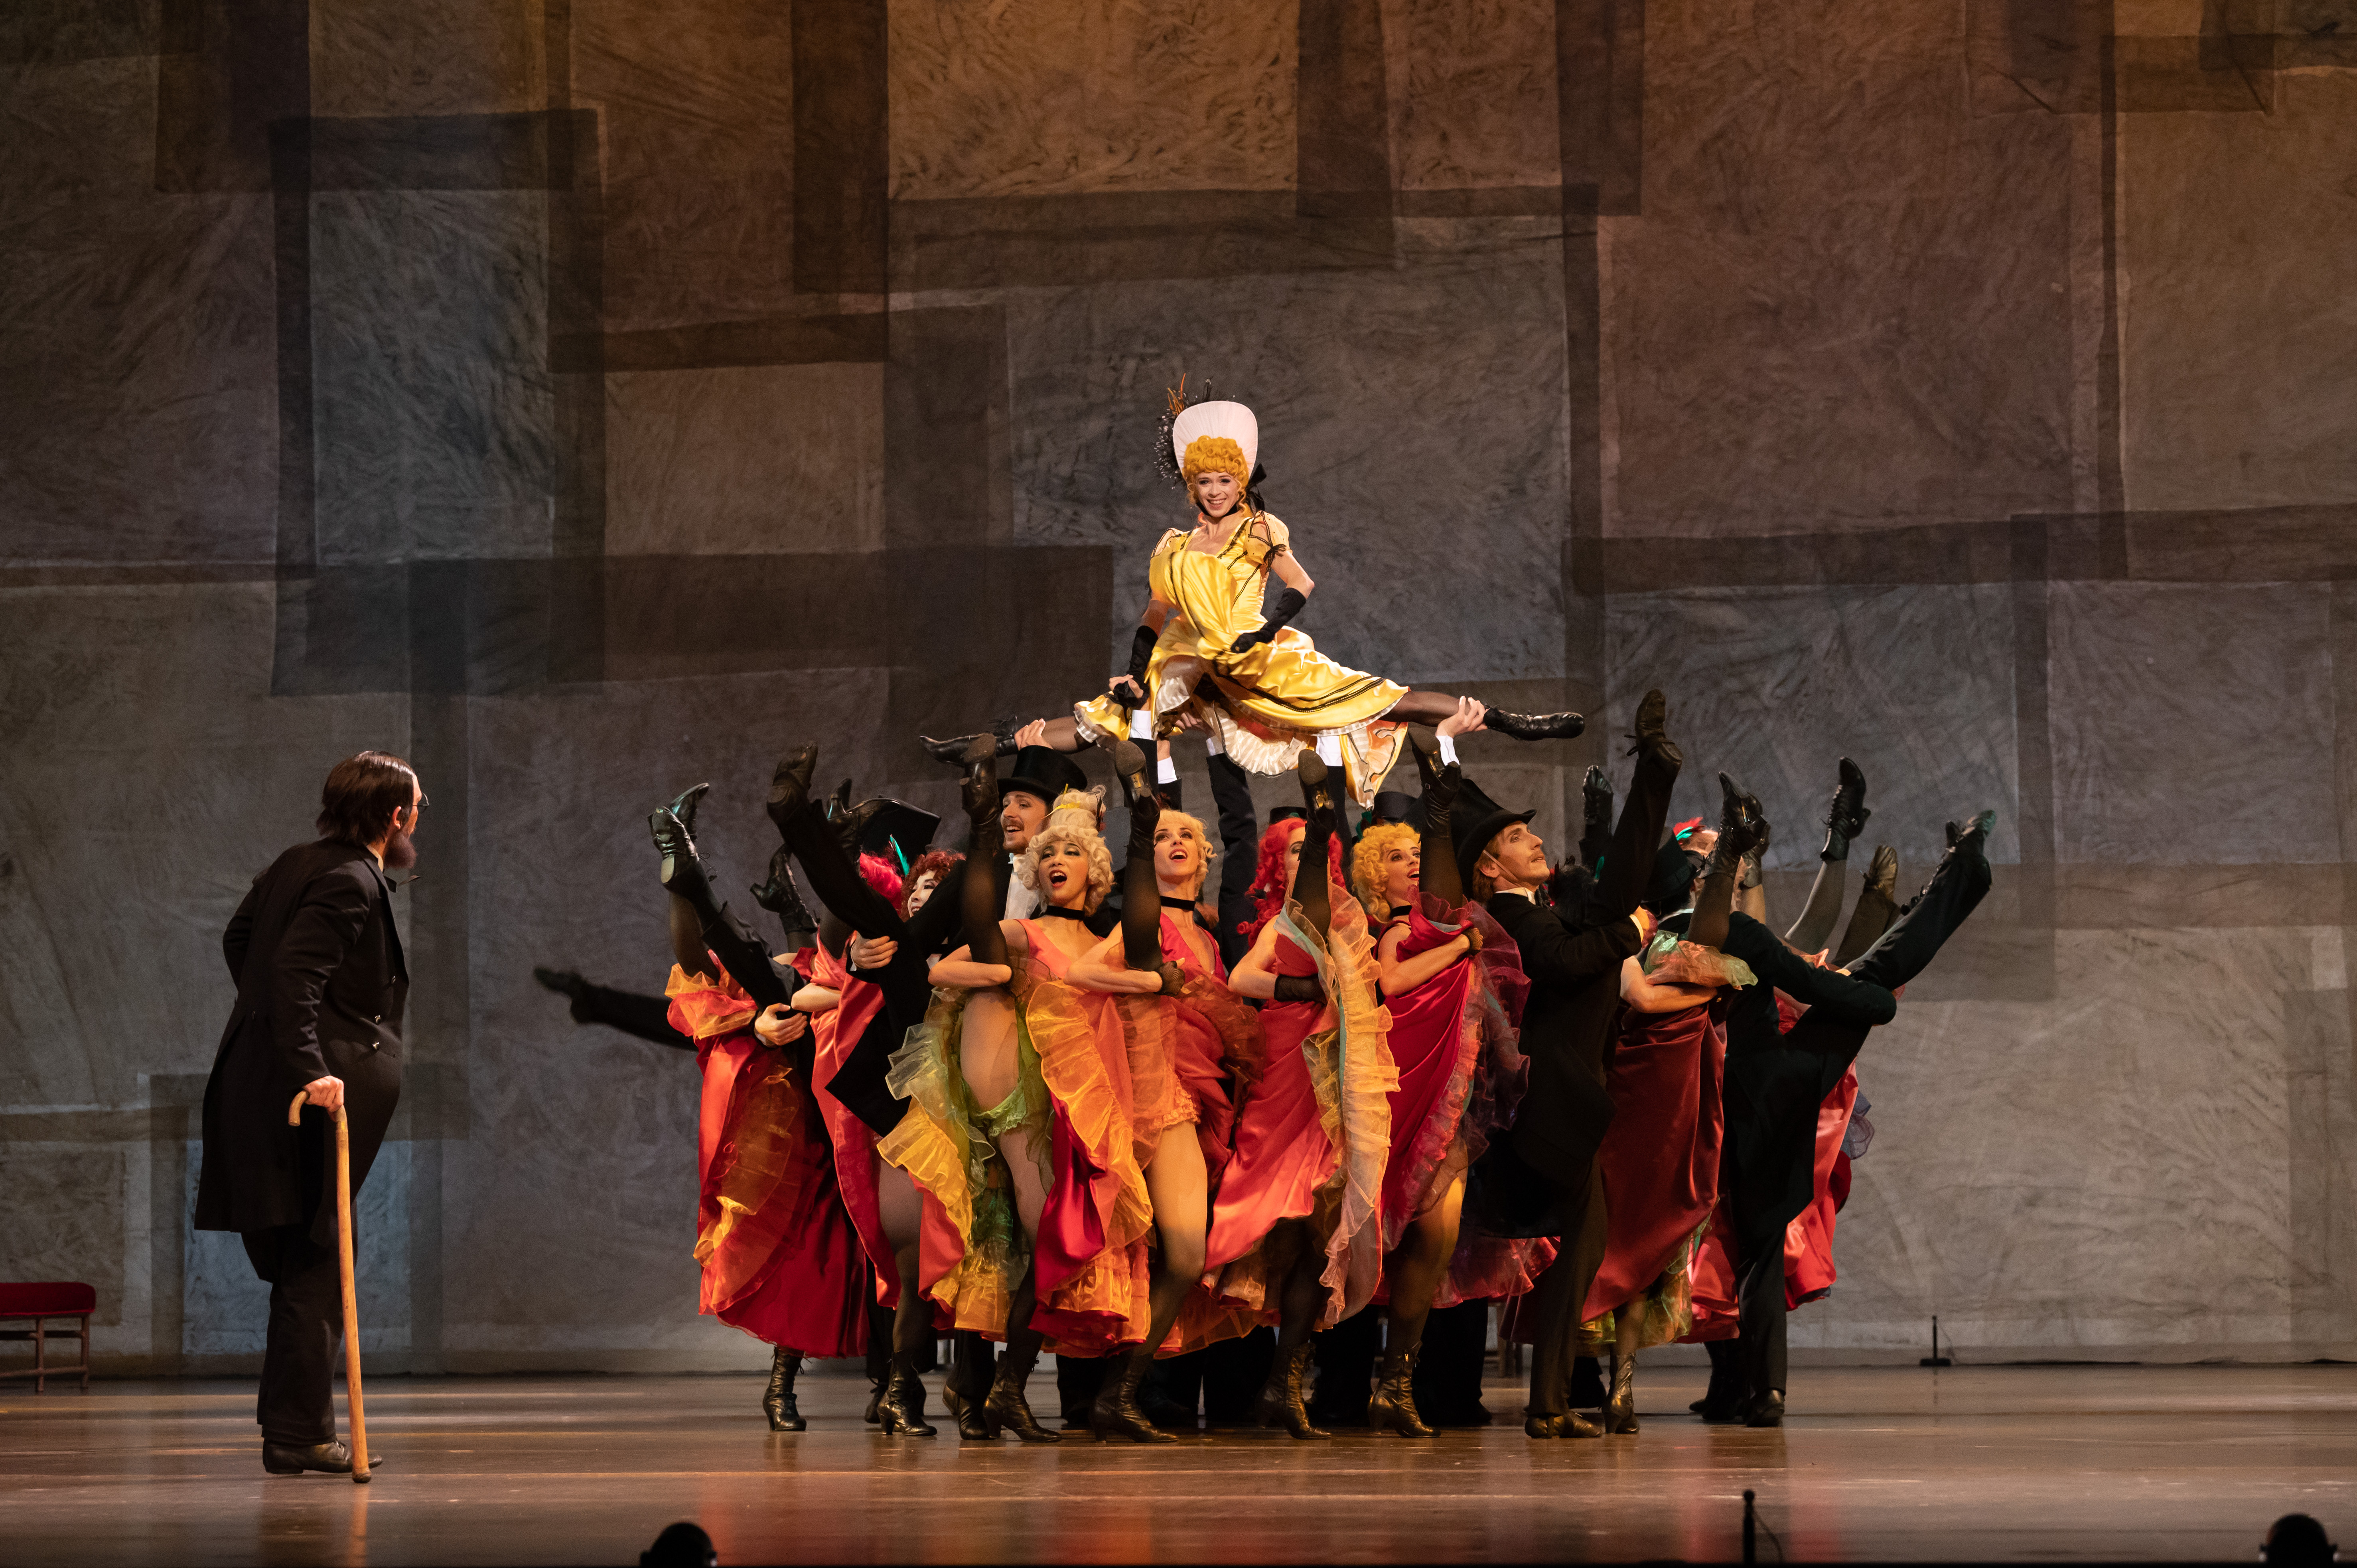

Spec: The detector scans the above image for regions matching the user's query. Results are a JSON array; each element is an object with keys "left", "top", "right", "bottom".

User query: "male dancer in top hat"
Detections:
[
  {"left": 1457, "top": 691, "right": 1680, "bottom": 1438},
  {"left": 197, "top": 751, "right": 422, "bottom": 1475}
]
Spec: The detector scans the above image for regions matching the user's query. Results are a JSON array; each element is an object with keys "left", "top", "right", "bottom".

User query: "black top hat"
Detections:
[
  {"left": 1452, "top": 774, "right": 1537, "bottom": 896},
  {"left": 1360, "top": 790, "right": 1428, "bottom": 835},
  {"left": 1642, "top": 838, "right": 1706, "bottom": 918},
  {"left": 860, "top": 800, "right": 941, "bottom": 874},
  {"left": 1268, "top": 804, "right": 1306, "bottom": 825},
  {"left": 1001, "top": 746, "right": 1088, "bottom": 809}
]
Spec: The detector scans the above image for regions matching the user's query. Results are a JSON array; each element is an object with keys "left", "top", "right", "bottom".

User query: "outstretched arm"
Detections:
[
  {"left": 928, "top": 922, "right": 1027, "bottom": 989},
  {"left": 1070, "top": 929, "right": 1167, "bottom": 995},
  {"left": 1619, "top": 955, "right": 1717, "bottom": 1013}
]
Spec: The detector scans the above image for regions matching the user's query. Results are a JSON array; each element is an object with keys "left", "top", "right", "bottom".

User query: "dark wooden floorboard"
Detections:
[{"left": 3, "top": 1366, "right": 2353, "bottom": 1563}]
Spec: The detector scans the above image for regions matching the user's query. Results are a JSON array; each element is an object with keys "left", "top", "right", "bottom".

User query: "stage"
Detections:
[{"left": 2, "top": 1365, "right": 2350, "bottom": 1564}]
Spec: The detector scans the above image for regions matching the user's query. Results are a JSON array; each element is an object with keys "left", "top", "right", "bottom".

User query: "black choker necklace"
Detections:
[
  {"left": 1389, "top": 904, "right": 1413, "bottom": 920},
  {"left": 1160, "top": 894, "right": 1200, "bottom": 910},
  {"left": 1035, "top": 905, "right": 1088, "bottom": 921}
]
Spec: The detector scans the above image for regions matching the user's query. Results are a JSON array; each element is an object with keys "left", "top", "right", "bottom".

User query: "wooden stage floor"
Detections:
[{"left": 3, "top": 1364, "right": 2352, "bottom": 1564}]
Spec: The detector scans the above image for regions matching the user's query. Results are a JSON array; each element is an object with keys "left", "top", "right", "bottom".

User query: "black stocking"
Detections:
[
  {"left": 1832, "top": 867, "right": 1899, "bottom": 969},
  {"left": 1784, "top": 857, "right": 1849, "bottom": 953},
  {"left": 1688, "top": 855, "right": 1739, "bottom": 951},
  {"left": 1113, "top": 745, "right": 1165, "bottom": 971},
  {"left": 1410, "top": 734, "right": 1465, "bottom": 911},
  {"left": 666, "top": 896, "right": 716, "bottom": 982}
]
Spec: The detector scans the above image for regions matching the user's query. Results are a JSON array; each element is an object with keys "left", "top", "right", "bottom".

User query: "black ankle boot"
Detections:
[
  {"left": 1822, "top": 756, "right": 1869, "bottom": 862},
  {"left": 875, "top": 1353, "right": 937, "bottom": 1436},
  {"left": 765, "top": 747, "right": 819, "bottom": 833},
  {"left": 1255, "top": 1343, "right": 1330, "bottom": 1441},
  {"left": 762, "top": 1347, "right": 806, "bottom": 1432},
  {"left": 864, "top": 1372, "right": 885, "bottom": 1425},
  {"left": 1296, "top": 747, "right": 1335, "bottom": 815},
  {"left": 983, "top": 1345, "right": 1061, "bottom": 1443},
  {"left": 749, "top": 844, "right": 819, "bottom": 938},
  {"left": 1369, "top": 1343, "right": 1435, "bottom": 1438},
  {"left": 1486, "top": 709, "right": 1585, "bottom": 742},
  {"left": 1093, "top": 1350, "right": 1178, "bottom": 1443},
  {"left": 1716, "top": 771, "right": 1767, "bottom": 860},
  {"left": 1742, "top": 1388, "right": 1785, "bottom": 1428},
  {"left": 1604, "top": 1350, "right": 1639, "bottom": 1435},
  {"left": 649, "top": 805, "right": 713, "bottom": 906}
]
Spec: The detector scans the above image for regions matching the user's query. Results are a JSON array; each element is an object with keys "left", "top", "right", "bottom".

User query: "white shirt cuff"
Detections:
[
  {"left": 1156, "top": 756, "right": 1177, "bottom": 784},
  {"left": 1438, "top": 734, "right": 1460, "bottom": 767}
]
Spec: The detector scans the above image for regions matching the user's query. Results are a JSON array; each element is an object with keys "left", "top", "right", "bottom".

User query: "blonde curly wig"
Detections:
[
  {"left": 1016, "top": 789, "right": 1115, "bottom": 914},
  {"left": 1181, "top": 434, "right": 1250, "bottom": 485},
  {"left": 1155, "top": 808, "right": 1217, "bottom": 902},
  {"left": 1350, "top": 822, "right": 1420, "bottom": 922}
]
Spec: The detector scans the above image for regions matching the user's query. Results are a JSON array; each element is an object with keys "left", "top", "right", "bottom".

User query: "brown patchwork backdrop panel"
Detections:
[{"left": 0, "top": 0, "right": 2352, "bottom": 1373}]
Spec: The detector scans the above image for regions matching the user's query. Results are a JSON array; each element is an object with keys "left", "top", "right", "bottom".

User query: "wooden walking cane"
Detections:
[{"left": 289, "top": 1091, "right": 370, "bottom": 1483}]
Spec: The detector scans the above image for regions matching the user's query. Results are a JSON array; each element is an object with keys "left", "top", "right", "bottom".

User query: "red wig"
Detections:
[
  {"left": 899, "top": 849, "right": 963, "bottom": 917},
  {"left": 1237, "top": 818, "right": 1345, "bottom": 943},
  {"left": 857, "top": 852, "right": 904, "bottom": 910}
]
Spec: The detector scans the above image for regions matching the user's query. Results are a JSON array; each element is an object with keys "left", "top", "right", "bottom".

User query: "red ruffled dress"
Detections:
[
  {"left": 1374, "top": 896, "right": 1555, "bottom": 1308},
  {"left": 1579, "top": 991, "right": 1729, "bottom": 1340},
  {"left": 669, "top": 962, "right": 867, "bottom": 1358},
  {"left": 1203, "top": 899, "right": 1395, "bottom": 1329},
  {"left": 798, "top": 941, "right": 898, "bottom": 1308}
]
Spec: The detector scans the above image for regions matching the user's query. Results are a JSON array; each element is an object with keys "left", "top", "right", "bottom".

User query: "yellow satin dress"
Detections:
[{"left": 1074, "top": 512, "right": 1407, "bottom": 807}]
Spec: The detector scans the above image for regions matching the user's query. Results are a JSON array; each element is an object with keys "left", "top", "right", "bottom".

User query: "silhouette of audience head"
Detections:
[
  {"left": 2264, "top": 1514, "right": 2337, "bottom": 1566},
  {"left": 642, "top": 1521, "right": 716, "bottom": 1568}
]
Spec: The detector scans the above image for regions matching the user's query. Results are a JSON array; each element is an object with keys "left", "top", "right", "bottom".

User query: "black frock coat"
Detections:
[{"left": 195, "top": 838, "right": 407, "bottom": 1247}]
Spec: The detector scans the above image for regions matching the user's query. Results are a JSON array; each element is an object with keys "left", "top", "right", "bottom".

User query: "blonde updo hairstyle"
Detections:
[
  {"left": 1155, "top": 808, "right": 1218, "bottom": 902},
  {"left": 1016, "top": 787, "right": 1115, "bottom": 914},
  {"left": 1182, "top": 435, "right": 1252, "bottom": 494},
  {"left": 1350, "top": 822, "right": 1420, "bottom": 922}
]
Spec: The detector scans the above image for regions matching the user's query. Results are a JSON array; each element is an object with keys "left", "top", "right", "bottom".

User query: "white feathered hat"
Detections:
[{"left": 1170, "top": 400, "right": 1258, "bottom": 479}]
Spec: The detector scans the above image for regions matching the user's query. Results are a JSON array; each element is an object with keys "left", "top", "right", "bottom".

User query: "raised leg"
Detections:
[
  {"left": 1832, "top": 846, "right": 1899, "bottom": 968},
  {"left": 1387, "top": 689, "right": 1584, "bottom": 743},
  {"left": 1594, "top": 691, "right": 1681, "bottom": 919},
  {"left": 1290, "top": 751, "right": 1336, "bottom": 940}
]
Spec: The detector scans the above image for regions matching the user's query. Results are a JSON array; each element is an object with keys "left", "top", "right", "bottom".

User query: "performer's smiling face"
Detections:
[
  {"left": 1481, "top": 821, "right": 1550, "bottom": 891},
  {"left": 1191, "top": 468, "right": 1241, "bottom": 519},
  {"left": 1002, "top": 789, "right": 1050, "bottom": 851},
  {"left": 1037, "top": 838, "right": 1091, "bottom": 908}
]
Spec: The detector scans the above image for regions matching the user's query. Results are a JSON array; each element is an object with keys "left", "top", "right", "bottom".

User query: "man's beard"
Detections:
[{"left": 382, "top": 825, "right": 419, "bottom": 870}]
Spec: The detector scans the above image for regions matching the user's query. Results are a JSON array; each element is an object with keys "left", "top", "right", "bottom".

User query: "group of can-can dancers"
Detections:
[{"left": 541, "top": 392, "right": 1994, "bottom": 1444}]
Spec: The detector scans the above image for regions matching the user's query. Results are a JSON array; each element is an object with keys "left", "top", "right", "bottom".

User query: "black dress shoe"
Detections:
[
  {"left": 1822, "top": 756, "right": 1870, "bottom": 861},
  {"left": 1623, "top": 687, "right": 1679, "bottom": 768},
  {"left": 263, "top": 1439, "right": 380, "bottom": 1475},
  {"left": 1742, "top": 1389, "right": 1785, "bottom": 1428}
]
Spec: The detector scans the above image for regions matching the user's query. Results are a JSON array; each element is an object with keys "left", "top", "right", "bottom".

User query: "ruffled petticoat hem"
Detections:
[
  {"left": 1073, "top": 666, "right": 1406, "bottom": 810},
  {"left": 1279, "top": 894, "right": 1396, "bottom": 1328}
]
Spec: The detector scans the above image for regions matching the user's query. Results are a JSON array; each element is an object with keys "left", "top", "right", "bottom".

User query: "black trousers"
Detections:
[
  {"left": 241, "top": 1226, "right": 343, "bottom": 1446},
  {"left": 1522, "top": 1167, "right": 1607, "bottom": 1418},
  {"left": 1732, "top": 1229, "right": 1789, "bottom": 1403}
]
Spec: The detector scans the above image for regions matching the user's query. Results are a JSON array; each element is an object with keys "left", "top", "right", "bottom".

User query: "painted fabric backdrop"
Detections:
[{"left": 4, "top": 0, "right": 2354, "bottom": 1371}]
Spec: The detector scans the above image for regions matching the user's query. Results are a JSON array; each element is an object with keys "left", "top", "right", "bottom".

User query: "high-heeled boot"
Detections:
[
  {"left": 761, "top": 1346, "right": 805, "bottom": 1432},
  {"left": 983, "top": 1337, "right": 1061, "bottom": 1443},
  {"left": 1369, "top": 1340, "right": 1436, "bottom": 1438},
  {"left": 1605, "top": 1350, "right": 1639, "bottom": 1435},
  {"left": 1091, "top": 1348, "right": 1177, "bottom": 1443},
  {"left": 1256, "top": 1342, "right": 1331, "bottom": 1441},
  {"left": 874, "top": 1352, "right": 937, "bottom": 1437},
  {"left": 1625, "top": 687, "right": 1681, "bottom": 770},
  {"left": 1484, "top": 709, "right": 1586, "bottom": 742},
  {"left": 1822, "top": 756, "right": 1870, "bottom": 862},
  {"left": 749, "top": 843, "right": 819, "bottom": 940}
]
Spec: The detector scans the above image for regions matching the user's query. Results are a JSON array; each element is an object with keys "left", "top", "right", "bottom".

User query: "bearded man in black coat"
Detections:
[{"left": 197, "top": 751, "right": 422, "bottom": 1476}]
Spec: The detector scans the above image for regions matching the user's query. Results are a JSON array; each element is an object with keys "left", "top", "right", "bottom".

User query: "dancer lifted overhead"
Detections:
[{"left": 923, "top": 393, "right": 1583, "bottom": 808}]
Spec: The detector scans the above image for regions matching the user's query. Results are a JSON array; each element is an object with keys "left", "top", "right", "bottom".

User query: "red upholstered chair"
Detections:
[{"left": 0, "top": 1282, "right": 95, "bottom": 1393}]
